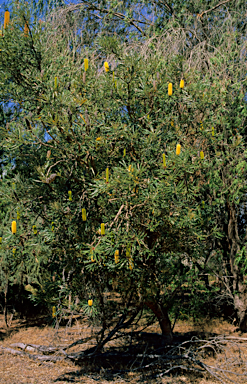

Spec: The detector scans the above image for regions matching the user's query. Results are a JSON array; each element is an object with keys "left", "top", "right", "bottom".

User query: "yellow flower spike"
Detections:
[
  {"left": 24, "top": 23, "right": 29, "bottom": 37},
  {"left": 168, "top": 83, "right": 172, "bottom": 96},
  {"left": 171, "top": 120, "right": 174, "bottom": 126},
  {"left": 0, "top": 237, "right": 2, "bottom": 244},
  {"left": 96, "top": 137, "right": 102, "bottom": 141},
  {"left": 13, "top": 248, "right": 16, "bottom": 255},
  {"left": 4, "top": 11, "right": 10, "bottom": 29},
  {"left": 123, "top": 148, "right": 126, "bottom": 157},
  {"left": 128, "top": 165, "right": 133, "bottom": 173},
  {"left": 33, "top": 225, "right": 37, "bottom": 235},
  {"left": 51, "top": 222, "right": 55, "bottom": 231},
  {"left": 202, "top": 201, "right": 205, "bottom": 209},
  {"left": 126, "top": 244, "right": 131, "bottom": 258},
  {"left": 82, "top": 208, "right": 87, "bottom": 221},
  {"left": 115, "top": 250, "right": 119, "bottom": 264},
  {"left": 52, "top": 306, "right": 56, "bottom": 318},
  {"left": 106, "top": 168, "right": 109, "bottom": 183},
  {"left": 176, "top": 144, "right": 181, "bottom": 155},
  {"left": 200, "top": 151, "right": 204, "bottom": 160},
  {"left": 101, "top": 223, "right": 105, "bottom": 235},
  {"left": 129, "top": 258, "right": 134, "bottom": 270},
  {"left": 104, "top": 62, "right": 109, "bottom": 72},
  {"left": 212, "top": 127, "right": 215, "bottom": 137},
  {"left": 84, "top": 58, "right": 88, "bottom": 71},
  {"left": 90, "top": 248, "right": 95, "bottom": 262},
  {"left": 163, "top": 153, "right": 166, "bottom": 168},
  {"left": 54, "top": 76, "right": 58, "bottom": 90},
  {"left": 180, "top": 79, "right": 184, "bottom": 89},
  {"left": 68, "top": 190, "right": 72, "bottom": 201},
  {"left": 12, "top": 221, "right": 16, "bottom": 234},
  {"left": 200, "top": 121, "right": 203, "bottom": 130},
  {"left": 88, "top": 299, "right": 93, "bottom": 306}
]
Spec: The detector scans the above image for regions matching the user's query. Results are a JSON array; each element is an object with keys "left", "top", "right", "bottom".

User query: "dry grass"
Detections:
[{"left": 0, "top": 314, "right": 246, "bottom": 384}]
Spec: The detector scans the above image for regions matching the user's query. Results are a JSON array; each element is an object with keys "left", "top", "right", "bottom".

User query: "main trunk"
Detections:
[{"left": 145, "top": 300, "right": 173, "bottom": 342}]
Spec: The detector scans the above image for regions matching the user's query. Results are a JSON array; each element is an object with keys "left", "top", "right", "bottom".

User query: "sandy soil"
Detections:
[{"left": 0, "top": 314, "right": 245, "bottom": 384}]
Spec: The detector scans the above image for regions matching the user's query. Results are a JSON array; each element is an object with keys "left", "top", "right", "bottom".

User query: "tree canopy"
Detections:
[{"left": 0, "top": 0, "right": 247, "bottom": 348}]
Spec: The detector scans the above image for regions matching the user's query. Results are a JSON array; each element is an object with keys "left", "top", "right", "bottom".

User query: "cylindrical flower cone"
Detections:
[
  {"left": 84, "top": 58, "right": 88, "bottom": 71},
  {"left": 12, "top": 221, "right": 16, "bottom": 234},
  {"left": 176, "top": 144, "right": 181, "bottom": 155},
  {"left": 168, "top": 83, "right": 172, "bottom": 96},
  {"left": 101, "top": 223, "right": 105, "bottom": 235},
  {"left": 104, "top": 62, "right": 109, "bottom": 72}
]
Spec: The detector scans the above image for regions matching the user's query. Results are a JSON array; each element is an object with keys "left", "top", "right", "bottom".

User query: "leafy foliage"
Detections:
[{"left": 0, "top": 0, "right": 246, "bottom": 336}]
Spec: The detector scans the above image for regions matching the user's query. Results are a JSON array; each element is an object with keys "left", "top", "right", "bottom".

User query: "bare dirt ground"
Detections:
[{"left": 0, "top": 314, "right": 246, "bottom": 384}]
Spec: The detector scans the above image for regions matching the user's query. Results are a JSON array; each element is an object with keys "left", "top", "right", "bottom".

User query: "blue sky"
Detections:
[
  {"left": 0, "top": 0, "right": 7, "bottom": 8},
  {"left": 0, "top": 0, "right": 9, "bottom": 15}
]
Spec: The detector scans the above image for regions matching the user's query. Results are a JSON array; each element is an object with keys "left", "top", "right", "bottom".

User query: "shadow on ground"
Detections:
[{"left": 54, "top": 331, "right": 218, "bottom": 383}]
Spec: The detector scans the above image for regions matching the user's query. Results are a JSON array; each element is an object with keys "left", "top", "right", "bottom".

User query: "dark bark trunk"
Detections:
[
  {"left": 3, "top": 281, "right": 8, "bottom": 328},
  {"left": 234, "top": 289, "right": 247, "bottom": 331},
  {"left": 226, "top": 202, "right": 247, "bottom": 331},
  {"left": 145, "top": 300, "right": 173, "bottom": 342}
]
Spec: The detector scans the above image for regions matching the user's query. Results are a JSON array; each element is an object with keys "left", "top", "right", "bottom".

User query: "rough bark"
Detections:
[
  {"left": 145, "top": 300, "right": 173, "bottom": 342},
  {"left": 227, "top": 202, "right": 247, "bottom": 331},
  {"left": 234, "top": 292, "right": 247, "bottom": 331}
]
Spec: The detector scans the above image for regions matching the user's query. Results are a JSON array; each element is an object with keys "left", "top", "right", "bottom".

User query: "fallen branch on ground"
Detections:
[{"left": 1, "top": 334, "right": 247, "bottom": 383}]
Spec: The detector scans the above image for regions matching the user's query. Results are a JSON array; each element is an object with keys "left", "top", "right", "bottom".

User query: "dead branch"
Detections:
[{"left": 197, "top": 0, "right": 232, "bottom": 19}]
